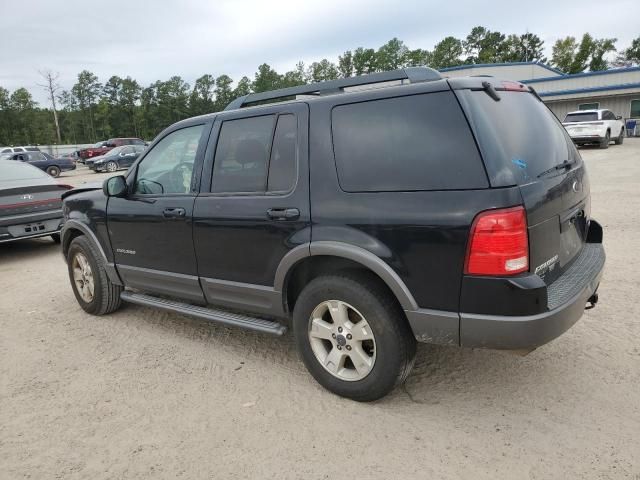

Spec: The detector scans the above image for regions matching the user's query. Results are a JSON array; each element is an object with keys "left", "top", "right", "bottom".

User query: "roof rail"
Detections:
[{"left": 224, "top": 66, "right": 442, "bottom": 111}]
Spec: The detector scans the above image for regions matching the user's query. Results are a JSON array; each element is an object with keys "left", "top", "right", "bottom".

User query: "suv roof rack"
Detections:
[{"left": 224, "top": 66, "right": 442, "bottom": 111}]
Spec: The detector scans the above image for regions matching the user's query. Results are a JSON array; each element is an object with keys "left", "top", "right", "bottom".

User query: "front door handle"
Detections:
[
  {"left": 163, "top": 207, "right": 186, "bottom": 218},
  {"left": 267, "top": 208, "right": 300, "bottom": 220}
]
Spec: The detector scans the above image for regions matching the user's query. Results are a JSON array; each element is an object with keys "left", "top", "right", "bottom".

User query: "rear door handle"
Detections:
[
  {"left": 163, "top": 207, "right": 186, "bottom": 218},
  {"left": 267, "top": 208, "right": 300, "bottom": 220}
]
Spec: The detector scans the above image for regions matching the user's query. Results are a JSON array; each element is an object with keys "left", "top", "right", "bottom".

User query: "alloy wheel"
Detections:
[
  {"left": 308, "top": 300, "right": 376, "bottom": 381},
  {"left": 72, "top": 252, "right": 95, "bottom": 303}
]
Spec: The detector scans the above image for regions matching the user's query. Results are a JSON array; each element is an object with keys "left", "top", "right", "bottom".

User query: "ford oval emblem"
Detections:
[{"left": 572, "top": 181, "right": 580, "bottom": 193}]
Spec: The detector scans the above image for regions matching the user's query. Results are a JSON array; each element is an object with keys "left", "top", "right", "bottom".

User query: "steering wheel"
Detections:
[{"left": 169, "top": 162, "right": 193, "bottom": 193}]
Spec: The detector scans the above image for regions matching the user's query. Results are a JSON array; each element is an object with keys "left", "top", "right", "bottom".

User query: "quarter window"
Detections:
[
  {"left": 134, "top": 124, "right": 204, "bottom": 195},
  {"left": 331, "top": 92, "right": 487, "bottom": 192}
]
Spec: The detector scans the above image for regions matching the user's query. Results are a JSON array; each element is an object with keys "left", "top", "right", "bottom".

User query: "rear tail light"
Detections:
[{"left": 465, "top": 206, "right": 529, "bottom": 276}]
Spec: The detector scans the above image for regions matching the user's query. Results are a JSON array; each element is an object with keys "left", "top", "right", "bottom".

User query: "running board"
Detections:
[{"left": 120, "top": 291, "right": 287, "bottom": 336}]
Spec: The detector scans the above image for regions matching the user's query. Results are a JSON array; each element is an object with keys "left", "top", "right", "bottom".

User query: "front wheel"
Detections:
[
  {"left": 293, "top": 274, "right": 416, "bottom": 402},
  {"left": 46, "top": 166, "right": 60, "bottom": 177},
  {"left": 67, "top": 236, "right": 123, "bottom": 315},
  {"left": 614, "top": 129, "right": 624, "bottom": 145}
]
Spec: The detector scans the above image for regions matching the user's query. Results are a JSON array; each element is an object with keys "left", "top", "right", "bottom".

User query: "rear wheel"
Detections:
[
  {"left": 105, "top": 160, "right": 118, "bottom": 173},
  {"left": 46, "top": 166, "right": 60, "bottom": 177},
  {"left": 67, "top": 236, "right": 122, "bottom": 315},
  {"left": 600, "top": 131, "right": 610, "bottom": 149},
  {"left": 614, "top": 129, "right": 624, "bottom": 145},
  {"left": 293, "top": 274, "right": 416, "bottom": 401}
]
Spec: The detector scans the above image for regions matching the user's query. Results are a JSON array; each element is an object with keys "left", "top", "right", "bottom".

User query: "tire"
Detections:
[
  {"left": 67, "top": 236, "right": 122, "bottom": 315},
  {"left": 51, "top": 233, "right": 61, "bottom": 243},
  {"left": 105, "top": 161, "right": 118, "bottom": 173},
  {"left": 293, "top": 273, "right": 416, "bottom": 402},
  {"left": 46, "top": 166, "right": 60, "bottom": 177},
  {"left": 614, "top": 129, "right": 624, "bottom": 145},
  {"left": 600, "top": 131, "right": 610, "bottom": 149}
]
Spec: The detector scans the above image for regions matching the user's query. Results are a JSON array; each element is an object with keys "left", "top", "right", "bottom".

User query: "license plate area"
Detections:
[{"left": 24, "top": 223, "right": 47, "bottom": 233}]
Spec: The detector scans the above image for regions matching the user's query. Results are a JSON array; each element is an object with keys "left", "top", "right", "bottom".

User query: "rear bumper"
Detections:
[
  {"left": 0, "top": 209, "right": 64, "bottom": 243},
  {"left": 460, "top": 242, "right": 605, "bottom": 350},
  {"left": 571, "top": 135, "right": 605, "bottom": 144}
]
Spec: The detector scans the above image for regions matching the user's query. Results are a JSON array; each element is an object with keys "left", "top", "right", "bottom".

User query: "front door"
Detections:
[
  {"left": 107, "top": 122, "right": 211, "bottom": 303},
  {"left": 193, "top": 104, "right": 310, "bottom": 315}
]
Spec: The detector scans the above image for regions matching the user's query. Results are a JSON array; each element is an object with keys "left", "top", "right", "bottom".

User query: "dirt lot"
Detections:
[{"left": 1, "top": 143, "right": 639, "bottom": 479}]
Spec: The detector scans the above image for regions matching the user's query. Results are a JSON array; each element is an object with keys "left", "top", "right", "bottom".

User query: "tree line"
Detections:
[{"left": 1, "top": 27, "right": 638, "bottom": 147}]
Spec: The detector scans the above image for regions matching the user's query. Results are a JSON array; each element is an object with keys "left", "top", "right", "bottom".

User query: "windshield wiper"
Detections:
[{"left": 537, "top": 160, "right": 575, "bottom": 178}]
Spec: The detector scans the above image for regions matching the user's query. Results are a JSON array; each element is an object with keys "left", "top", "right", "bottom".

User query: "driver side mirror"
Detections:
[
  {"left": 616, "top": 115, "right": 622, "bottom": 120},
  {"left": 103, "top": 175, "right": 127, "bottom": 197}
]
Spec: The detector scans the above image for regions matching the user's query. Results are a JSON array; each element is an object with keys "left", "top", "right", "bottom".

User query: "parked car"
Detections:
[
  {"left": 77, "top": 138, "right": 145, "bottom": 160},
  {"left": 90, "top": 145, "right": 146, "bottom": 173},
  {"left": 0, "top": 146, "right": 41, "bottom": 154},
  {"left": 562, "top": 109, "right": 625, "bottom": 148},
  {"left": 3, "top": 151, "right": 76, "bottom": 177},
  {"left": 0, "top": 160, "right": 71, "bottom": 243},
  {"left": 61, "top": 68, "right": 605, "bottom": 401}
]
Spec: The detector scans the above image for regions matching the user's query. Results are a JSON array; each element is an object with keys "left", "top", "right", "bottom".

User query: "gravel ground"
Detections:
[{"left": 1, "top": 142, "right": 639, "bottom": 479}]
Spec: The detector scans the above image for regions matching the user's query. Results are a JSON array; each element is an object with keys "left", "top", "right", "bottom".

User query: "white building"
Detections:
[{"left": 441, "top": 62, "right": 640, "bottom": 123}]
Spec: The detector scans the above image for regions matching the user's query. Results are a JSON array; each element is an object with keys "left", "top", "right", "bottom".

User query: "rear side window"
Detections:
[{"left": 331, "top": 92, "right": 487, "bottom": 192}]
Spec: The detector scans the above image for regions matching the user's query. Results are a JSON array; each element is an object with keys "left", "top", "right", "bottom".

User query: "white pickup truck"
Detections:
[{"left": 562, "top": 109, "right": 625, "bottom": 148}]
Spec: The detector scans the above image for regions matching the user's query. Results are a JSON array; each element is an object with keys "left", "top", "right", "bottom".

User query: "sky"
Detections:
[{"left": 1, "top": 0, "right": 638, "bottom": 105}]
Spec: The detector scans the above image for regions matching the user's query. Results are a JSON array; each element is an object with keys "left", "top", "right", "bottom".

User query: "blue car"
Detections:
[
  {"left": 90, "top": 145, "right": 146, "bottom": 173},
  {"left": 1, "top": 151, "right": 76, "bottom": 177}
]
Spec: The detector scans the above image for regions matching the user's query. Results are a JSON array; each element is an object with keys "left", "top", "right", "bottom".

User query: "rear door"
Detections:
[
  {"left": 192, "top": 103, "right": 310, "bottom": 314},
  {"left": 455, "top": 85, "right": 589, "bottom": 284}
]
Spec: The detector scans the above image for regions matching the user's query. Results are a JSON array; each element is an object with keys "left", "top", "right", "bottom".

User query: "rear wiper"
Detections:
[{"left": 537, "top": 160, "right": 575, "bottom": 178}]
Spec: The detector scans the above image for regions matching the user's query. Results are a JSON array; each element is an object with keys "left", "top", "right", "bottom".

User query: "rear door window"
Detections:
[
  {"left": 331, "top": 92, "right": 487, "bottom": 192},
  {"left": 267, "top": 114, "right": 297, "bottom": 192},
  {"left": 211, "top": 115, "right": 275, "bottom": 194}
]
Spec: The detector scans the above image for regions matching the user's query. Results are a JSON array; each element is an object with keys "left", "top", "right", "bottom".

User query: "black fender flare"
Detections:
[
  {"left": 61, "top": 220, "right": 123, "bottom": 285},
  {"left": 274, "top": 241, "right": 418, "bottom": 311}
]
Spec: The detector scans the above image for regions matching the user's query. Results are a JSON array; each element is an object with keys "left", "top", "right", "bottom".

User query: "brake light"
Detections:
[
  {"left": 501, "top": 81, "right": 529, "bottom": 92},
  {"left": 465, "top": 206, "right": 529, "bottom": 276}
]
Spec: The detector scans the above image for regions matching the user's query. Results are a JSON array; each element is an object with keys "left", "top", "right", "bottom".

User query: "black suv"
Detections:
[{"left": 61, "top": 68, "right": 605, "bottom": 401}]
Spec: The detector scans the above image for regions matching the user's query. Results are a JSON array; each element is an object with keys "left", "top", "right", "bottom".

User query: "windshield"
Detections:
[
  {"left": 457, "top": 90, "right": 577, "bottom": 185},
  {"left": 109, "top": 146, "right": 125, "bottom": 155},
  {"left": 564, "top": 112, "right": 599, "bottom": 123},
  {"left": 0, "top": 160, "right": 49, "bottom": 180}
]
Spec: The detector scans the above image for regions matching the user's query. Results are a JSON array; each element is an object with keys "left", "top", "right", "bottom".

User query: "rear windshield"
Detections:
[
  {"left": 564, "top": 112, "right": 598, "bottom": 123},
  {"left": 456, "top": 90, "right": 576, "bottom": 185},
  {"left": 0, "top": 161, "right": 49, "bottom": 181}
]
